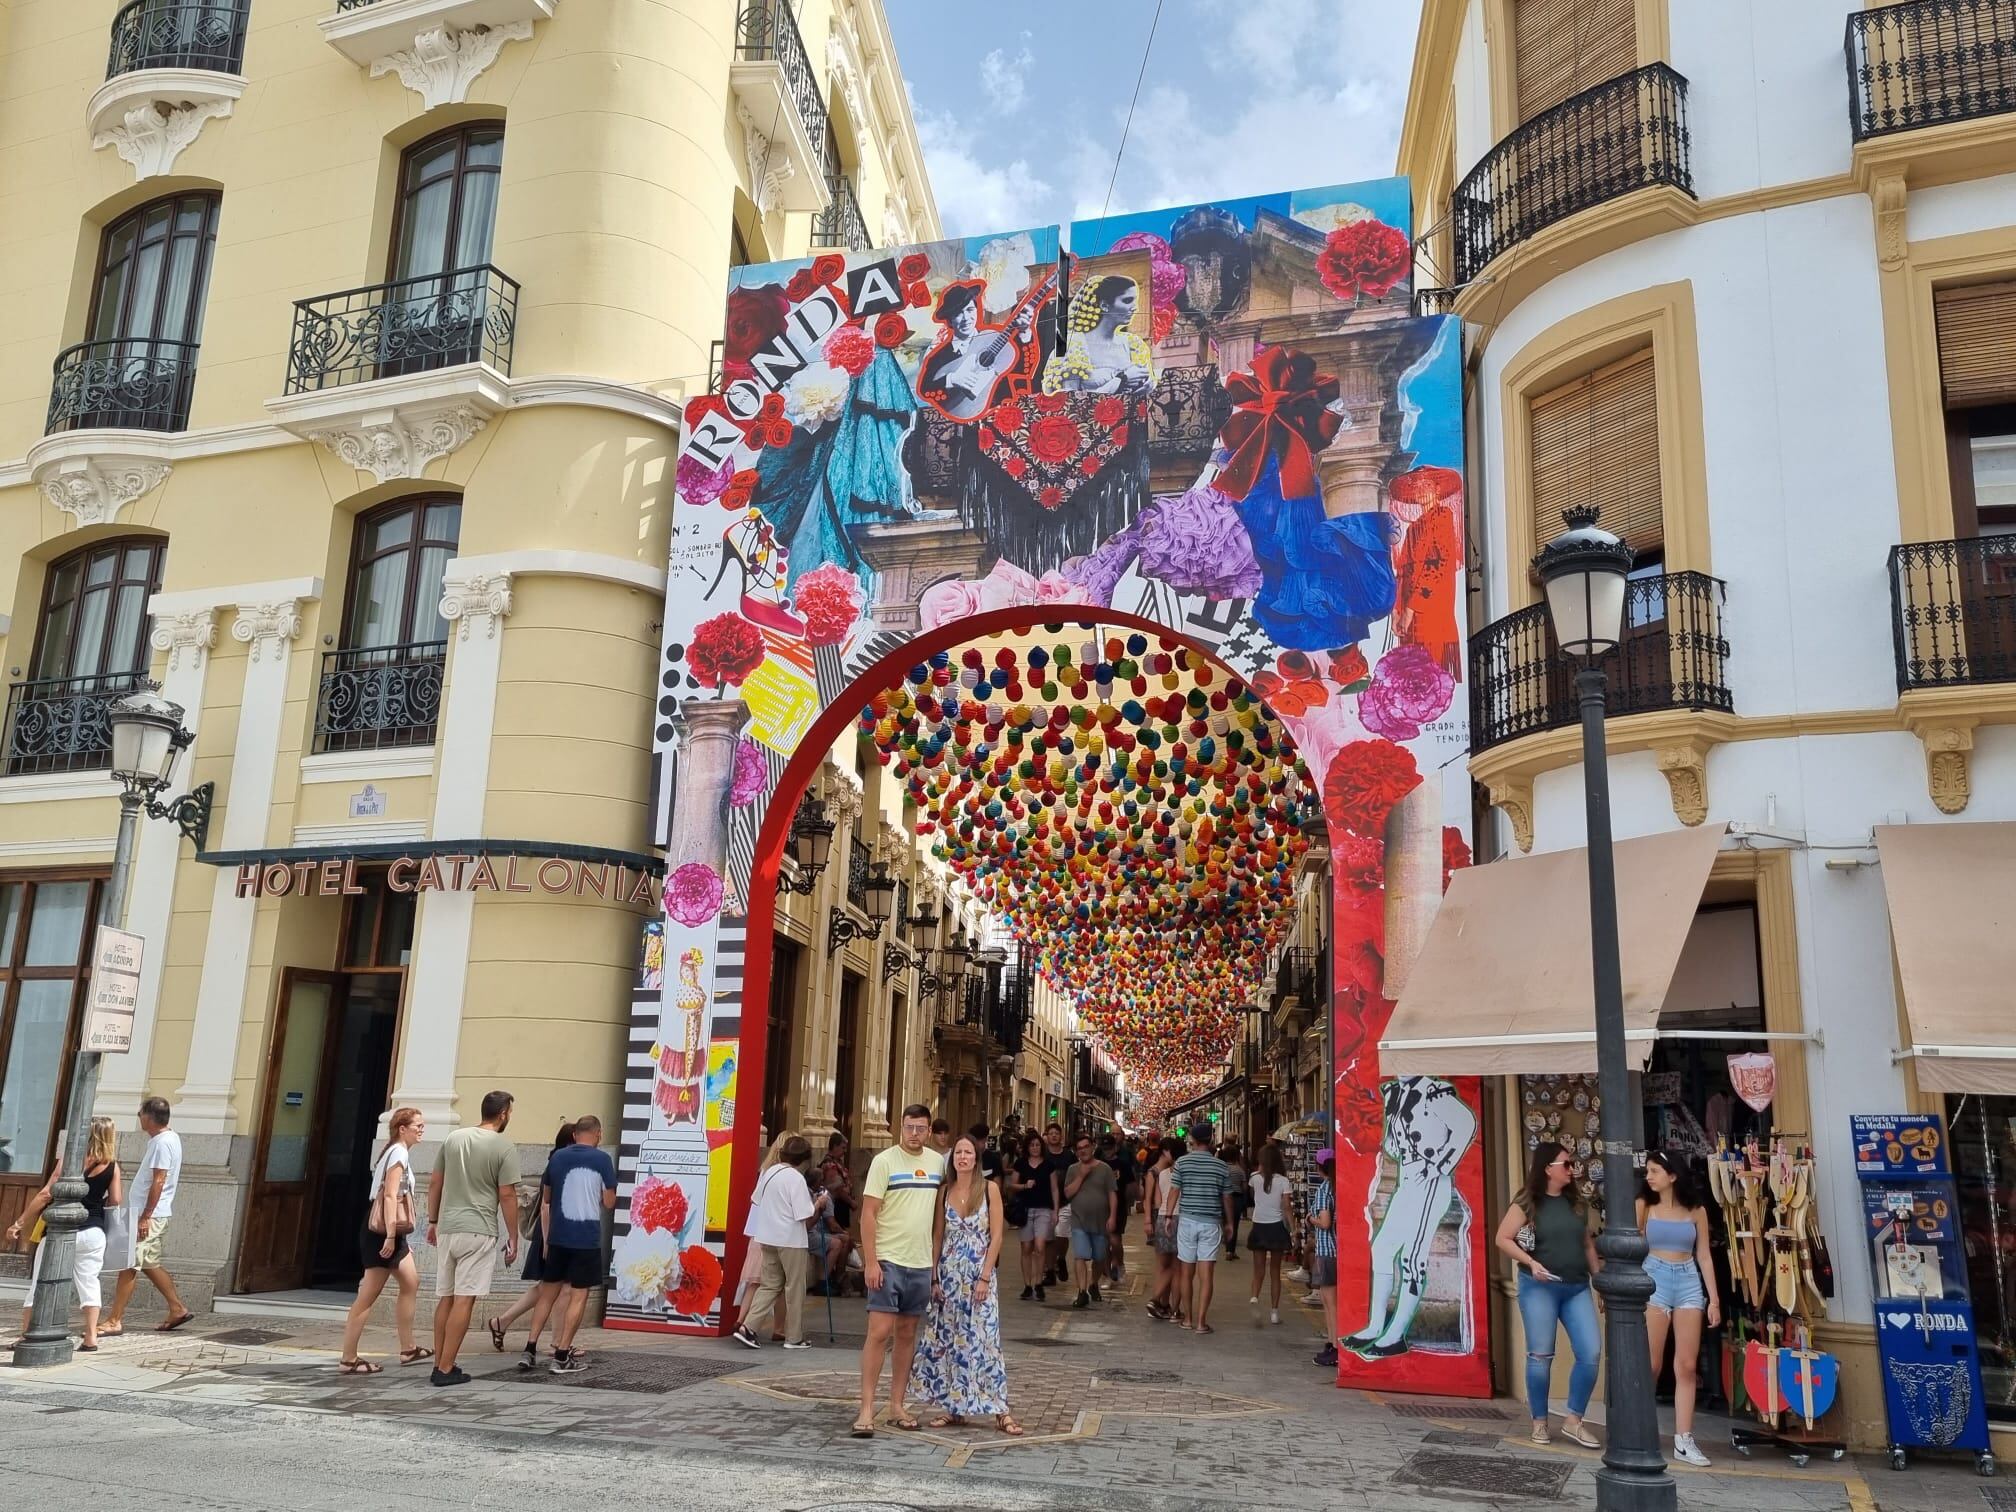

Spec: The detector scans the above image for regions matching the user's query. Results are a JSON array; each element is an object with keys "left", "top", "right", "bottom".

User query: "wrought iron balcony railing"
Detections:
[
  {"left": 846, "top": 836, "right": 869, "bottom": 907},
  {"left": 1452, "top": 63, "right": 1693, "bottom": 288},
  {"left": 1469, "top": 571, "right": 1731, "bottom": 753},
  {"left": 313, "top": 642, "right": 446, "bottom": 753},
  {"left": 284, "top": 265, "right": 518, "bottom": 393},
  {"left": 46, "top": 337, "right": 198, "bottom": 435},
  {"left": 108, "top": 0, "right": 249, "bottom": 79},
  {"left": 3, "top": 671, "right": 147, "bottom": 777},
  {"left": 1413, "top": 286, "right": 1458, "bottom": 318},
  {"left": 707, "top": 338, "right": 725, "bottom": 395},
  {"left": 1890, "top": 535, "right": 2016, "bottom": 688},
  {"left": 1146, "top": 365, "right": 1233, "bottom": 466},
  {"left": 735, "top": 0, "right": 828, "bottom": 150},
  {"left": 1849, "top": 0, "right": 2016, "bottom": 140},
  {"left": 813, "top": 175, "right": 870, "bottom": 251}
]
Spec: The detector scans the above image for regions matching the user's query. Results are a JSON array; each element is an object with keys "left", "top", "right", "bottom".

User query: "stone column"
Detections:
[
  {"left": 666, "top": 698, "right": 749, "bottom": 873},
  {"left": 1381, "top": 781, "right": 1444, "bottom": 1004},
  {"left": 386, "top": 568, "right": 512, "bottom": 1132},
  {"left": 162, "top": 589, "right": 316, "bottom": 1131},
  {"left": 850, "top": 518, "right": 992, "bottom": 633}
]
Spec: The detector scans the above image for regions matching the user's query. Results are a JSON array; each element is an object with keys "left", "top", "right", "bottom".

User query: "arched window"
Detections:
[
  {"left": 391, "top": 123, "right": 504, "bottom": 284},
  {"left": 6, "top": 538, "right": 166, "bottom": 774}
]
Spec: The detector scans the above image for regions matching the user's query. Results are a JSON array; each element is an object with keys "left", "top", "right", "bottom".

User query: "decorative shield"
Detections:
[
  {"left": 1728, "top": 1052, "right": 1776, "bottom": 1112},
  {"left": 1743, "top": 1339, "right": 1784, "bottom": 1420},
  {"left": 1779, "top": 1349, "right": 1840, "bottom": 1427}
]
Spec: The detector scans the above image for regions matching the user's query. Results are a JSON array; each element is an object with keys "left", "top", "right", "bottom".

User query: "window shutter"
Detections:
[
  {"left": 1514, "top": 0, "right": 1640, "bottom": 123},
  {"left": 1529, "top": 348, "right": 1662, "bottom": 558},
  {"left": 1936, "top": 281, "right": 2016, "bottom": 409}
]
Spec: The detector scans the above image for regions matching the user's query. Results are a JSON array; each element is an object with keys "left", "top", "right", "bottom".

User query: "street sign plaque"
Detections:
[{"left": 84, "top": 926, "right": 143, "bottom": 1054}]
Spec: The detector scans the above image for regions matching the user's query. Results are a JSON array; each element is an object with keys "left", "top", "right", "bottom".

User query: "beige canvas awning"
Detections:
[
  {"left": 1878, "top": 821, "right": 2016, "bottom": 1094},
  {"left": 1378, "top": 823, "right": 1728, "bottom": 1077}
]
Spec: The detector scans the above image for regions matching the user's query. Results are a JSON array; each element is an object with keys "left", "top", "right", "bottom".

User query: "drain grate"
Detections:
[
  {"left": 1093, "top": 1367, "right": 1181, "bottom": 1384},
  {"left": 1395, "top": 1451, "right": 1572, "bottom": 1501},
  {"left": 207, "top": 1328, "right": 290, "bottom": 1346},
  {"left": 1980, "top": 1491, "right": 2016, "bottom": 1512},
  {"left": 499, "top": 1354, "right": 748, "bottom": 1394},
  {"left": 1421, "top": 1429, "right": 1503, "bottom": 1449},
  {"left": 1388, "top": 1402, "right": 1513, "bottom": 1420}
]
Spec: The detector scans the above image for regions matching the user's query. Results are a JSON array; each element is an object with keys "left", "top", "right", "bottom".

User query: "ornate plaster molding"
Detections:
[
  {"left": 825, "top": 764, "right": 865, "bottom": 827},
  {"left": 737, "top": 101, "right": 797, "bottom": 215},
  {"left": 439, "top": 571, "right": 514, "bottom": 641},
  {"left": 1654, "top": 741, "right": 1712, "bottom": 827},
  {"left": 151, "top": 609, "right": 218, "bottom": 672},
  {"left": 93, "top": 98, "right": 233, "bottom": 179},
  {"left": 881, "top": 197, "right": 911, "bottom": 251},
  {"left": 1486, "top": 777, "right": 1534, "bottom": 855},
  {"left": 37, "top": 456, "right": 171, "bottom": 527},
  {"left": 1910, "top": 717, "right": 1977, "bottom": 815},
  {"left": 232, "top": 600, "right": 305, "bottom": 662},
  {"left": 1873, "top": 173, "right": 1908, "bottom": 273},
  {"left": 826, "top": 32, "right": 866, "bottom": 126},
  {"left": 370, "top": 22, "right": 534, "bottom": 110},
  {"left": 307, "top": 404, "right": 488, "bottom": 484}
]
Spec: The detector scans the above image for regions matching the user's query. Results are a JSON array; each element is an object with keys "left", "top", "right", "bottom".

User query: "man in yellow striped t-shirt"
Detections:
[{"left": 853, "top": 1104, "right": 945, "bottom": 1437}]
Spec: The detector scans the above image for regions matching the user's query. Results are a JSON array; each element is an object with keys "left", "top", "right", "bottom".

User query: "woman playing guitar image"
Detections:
[{"left": 917, "top": 276, "right": 1055, "bottom": 423}]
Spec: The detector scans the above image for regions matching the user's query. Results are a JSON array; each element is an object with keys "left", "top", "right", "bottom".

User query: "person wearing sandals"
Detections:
[
  {"left": 486, "top": 1120, "right": 574, "bottom": 1368},
  {"left": 852, "top": 1104, "right": 945, "bottom": 1438},
  {"left": 1637, "top": 1150, "right": 1718, "bottom": 1467},
  {"left": 9, "top": 1115, "right": 121, "bottom": 1351},
  {"left": 336, "top": 1107, "right": 429, "bottom": 1374},
  {"left": 1143, "top": 1136, "right": 1183, "bottom": 1322},
  {"left": 909, "top": 1135, "right": 1021, "bottom": 1438},
  {"left": 1497, "top": 1140, "right": 1602, "bottom": 1449}
]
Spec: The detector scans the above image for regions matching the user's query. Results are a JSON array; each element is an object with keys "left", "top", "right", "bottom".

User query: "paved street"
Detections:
[{"left": 2, "top": 1267, "right": 1995, "bottom": 1510}]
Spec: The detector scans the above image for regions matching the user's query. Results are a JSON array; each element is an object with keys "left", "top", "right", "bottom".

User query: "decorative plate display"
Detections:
[
  {"left": 1575, "top": 1136, "right": 1593, "bottom": 1158},
  {"left": 1545, "top": 1112, "right": 1563, "bottom": 1133},
  {"left": 1588, "top": 1158, "right": 1605, "bottom": 1184},
  {"left": 1524, "top": 1088, "right": 1538, "bottom": 1106},
  {"left": 1525, "top": 1110, "right": 1546, "bottom": 1131},
  {"left": 1526, "top": 1132, "right": 1541, "bottom": 1151},
  {"left": 1573, "top": 1090, "right": 1589, "bottom": 1112},
  {"left": 1577, "top": 1178, "right": 1597, "bottom": 1201},
  {"left": 1589, "top": 1095, "right": 1602, "bottom": 1111},
  {"left": 1554, "top": 1088, "right": 1572, "bottom": 1106},
  {"left": 1586, "top": 1114, "right": 1600, "bottom": 1138}
]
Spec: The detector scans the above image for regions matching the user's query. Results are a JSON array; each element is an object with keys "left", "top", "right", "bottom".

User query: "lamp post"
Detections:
[
  {"left": 15, "top": 684, "right": 206, "bottom": 1369},
  {"left": 1533, "top": 506, "right": 1674, "bottom": 1512},
  {"left": 775, "top": 793, "right": 835, "bottom": 894}
]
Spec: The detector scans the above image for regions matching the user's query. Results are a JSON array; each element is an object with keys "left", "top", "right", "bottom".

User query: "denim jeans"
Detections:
[{"left": 1516, "top": 1271, "right": 1601, "bottom": 1420}]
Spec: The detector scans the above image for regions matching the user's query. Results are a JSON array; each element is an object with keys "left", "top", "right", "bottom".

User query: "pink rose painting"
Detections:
[
  {"left": 729, "top": 736, "right": 767, "bottom": 807},
  {"left": 1356, "top": 644, "right": 1456, "bottom": 742},
  {"left": 664, "top": 861, "right": 725, "bottom": 926}
]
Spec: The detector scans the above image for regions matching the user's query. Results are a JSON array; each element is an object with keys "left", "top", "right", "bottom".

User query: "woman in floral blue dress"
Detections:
[{"left": 910, "top": 1135, "right": 1022, "bottom": 1435}]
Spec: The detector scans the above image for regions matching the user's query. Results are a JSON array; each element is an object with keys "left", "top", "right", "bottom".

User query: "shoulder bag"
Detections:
[{"left": 366, "top": 1151, "right": 416, "bottom": 1237}]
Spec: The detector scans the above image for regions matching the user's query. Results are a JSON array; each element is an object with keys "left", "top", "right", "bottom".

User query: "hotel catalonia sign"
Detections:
[{"left": 233, "top": 853, "right": 659, "bottom": 906}]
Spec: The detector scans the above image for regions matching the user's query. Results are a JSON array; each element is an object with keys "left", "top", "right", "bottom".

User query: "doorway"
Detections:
[{"left": 238, "top": 872, "right": 414, "bottom": 1293}]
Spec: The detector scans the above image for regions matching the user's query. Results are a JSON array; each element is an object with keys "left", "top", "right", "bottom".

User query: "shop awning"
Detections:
[
  {"left": 1879, "top": 821, "right": 2016, "bottom": 1094},
  {"left": 1378, "top": 823, "right": 1728, "bottom": 1077}
]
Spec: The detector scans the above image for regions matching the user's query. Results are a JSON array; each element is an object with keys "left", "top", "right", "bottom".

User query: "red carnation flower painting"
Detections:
[
  {"left": 792, "top": 562, "right": 862, "bottom": 647},
  {"left": 630, "top": 1175, "right": 689, "bottom": 1236},
  {"left": 1322, "top": 738, "right": 1422, "bottom": 838},
  {"left": 1316, "top": 219, "right": 1412, "bottom": 303},
  {"left": 874, "top": 311, "right": 910, "bottom": 348},
  {"left": 824, "top": 323, "right": 874, "bottom": 377},
  {"left": 1038, "top": 485, "right": 1064, "bottom": 509},
  {"left": 690, "top": 612, "right": 767, "bottom": 691},
  {"left": 668, "top": 1244, "right": 724, "bottom": 1317}
]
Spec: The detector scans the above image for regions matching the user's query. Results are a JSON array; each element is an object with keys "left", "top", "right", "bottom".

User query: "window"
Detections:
[
  {"left": 1512, "top": 0, "right": 1638, "bottom": 122},
  {"left": 1529, "top": 348, "right": 1662, "bottom": 564},
  {"left": 50, "top": 192, "right": 219, "bottom": 433},
  {"left": 0, "top": 880, "right": 104, "bottom": 1211},
  {"left": 1938, "top": 282, "right": 2016, "bottom": 539},
  {"left": 312, "top": 499, "right": 458, "bottom": 753},
  {"left": 6, "top": 540, "right": 165, "bottom": 776},
  {"left": 391, "top": 124, "right": 504, "bottom": 284}
]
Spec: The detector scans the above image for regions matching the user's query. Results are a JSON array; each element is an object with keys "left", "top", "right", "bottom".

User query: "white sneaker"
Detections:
[
  {"left": 781, "top": 1339, "right": 814, "bottom": 1351},
  {"left": 1286, "top": 1267, "right": 1308, "bottom": 1283},
  {"left": 1270, "top": 1310, "right": 1281, "bottom": 1325},
  {"left": 1249, "top": 1296, "right": 1259, "bottom": 1305},
  {"left": 1300, "top": 1290, "right": 1321, "bottom": 1305},
  {"left": 1672, "top": 1434, "right": 1710, "bottom": 1467}
]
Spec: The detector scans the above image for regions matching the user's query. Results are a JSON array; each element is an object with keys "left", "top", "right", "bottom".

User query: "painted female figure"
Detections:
[{"left": 1044, "top": 277, "right": 1153, "bottom": 397}]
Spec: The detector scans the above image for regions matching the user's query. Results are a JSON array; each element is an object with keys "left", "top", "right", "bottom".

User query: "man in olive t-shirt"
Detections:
[{"left": 426, "top": 1090, "right": 521, "bottom": 1386}]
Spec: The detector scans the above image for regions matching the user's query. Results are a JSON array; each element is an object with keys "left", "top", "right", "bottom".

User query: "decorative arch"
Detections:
[{"left": 612, "top": 180, "right": 1486, "bottom": 1397}]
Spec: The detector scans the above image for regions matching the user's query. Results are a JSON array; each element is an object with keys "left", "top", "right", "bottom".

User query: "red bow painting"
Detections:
[{"left": 1214, "top": 346, "right": 1342, "bottom": 502}]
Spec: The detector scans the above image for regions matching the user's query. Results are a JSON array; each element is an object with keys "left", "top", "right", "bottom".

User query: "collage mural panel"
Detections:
[{"left": 615, "top": 177, "right": 1484, "bottom": 1395}]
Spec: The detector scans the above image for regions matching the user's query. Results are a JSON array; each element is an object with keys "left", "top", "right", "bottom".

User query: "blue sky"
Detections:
[{"left": 884, "top": 0, "right": 1426, "bottom": 240}]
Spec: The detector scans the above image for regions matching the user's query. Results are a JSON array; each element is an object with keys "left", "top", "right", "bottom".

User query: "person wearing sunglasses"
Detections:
[{"left": 1496, "top": 1140, "right": 1602, "bottom": 1448}]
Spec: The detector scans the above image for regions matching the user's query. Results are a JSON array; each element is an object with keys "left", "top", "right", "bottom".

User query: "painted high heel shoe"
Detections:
[{"left": 708, "top": 513, "right": 804, "bottom": 635}]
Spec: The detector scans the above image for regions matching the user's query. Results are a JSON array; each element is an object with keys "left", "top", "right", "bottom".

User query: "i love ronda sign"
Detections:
[{"left": 616, "top": 176, "right": 1488, "bottom": 1399}]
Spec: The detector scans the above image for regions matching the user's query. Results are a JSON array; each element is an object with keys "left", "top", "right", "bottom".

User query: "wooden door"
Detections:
[{"left": 236, "top": 969, "right": 341, "bottom": 1293}]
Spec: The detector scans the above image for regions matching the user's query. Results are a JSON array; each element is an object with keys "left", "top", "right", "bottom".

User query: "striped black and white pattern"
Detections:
[{"left": 725, "top": 748, "right": 788, "bottom": 907}]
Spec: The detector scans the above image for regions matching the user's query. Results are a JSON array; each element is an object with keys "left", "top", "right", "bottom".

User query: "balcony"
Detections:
[
  {"left": 1891, "top": 535, "right": 2016, "bottom": 688},
  {"left": 730, "top": 0, "right": 831, "bottom": 215},
  {"left": 1452, "top": 63, "right": 1693, "bottom": 288},
  {"left": 3, "top": 672, "right": 146, "bottom": 777},
  {"left": 91, "top": 2, "right": 247, "bottom": 171},
  {"left": 813, "top": 175, "right": 871, "bottom": 252},
  {"left": 285, "top": 266, "right": 517, "bottom": 394},
  {"left": 313, "top": 642, "right": 446, "bottom": 754},
  {"left": 1146, "top": 365, "right": 1233, "bottom": 477},
  {"left": 1848, "top": 0, "right": 2016, "bottom": 142},
  {"left": 1470, "top": 571, "right": 1732, "bottom": 753},
  {"left": 107, "top": 0, "right": 248, "bottom": 77},
  {"left": 46, "top": 338, "right": 198, "bottom": 436}
]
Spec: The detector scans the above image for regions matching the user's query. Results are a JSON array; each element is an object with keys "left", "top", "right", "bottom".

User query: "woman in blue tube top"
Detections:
[{"left": 1637, "top": 1151, "right": 1721, "bottom": 1468}]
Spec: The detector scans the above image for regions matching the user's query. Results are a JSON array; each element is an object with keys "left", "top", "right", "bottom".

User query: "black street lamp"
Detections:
[
  {"left": 16, "top": 684, "right": 207, "bottom": 1370},
  {"left": 827, "top": 859, "right": 898, "bottom": 955},
  {"left": 775, "top": 793, "right": 835, "bottom": 895},
  {"left": 1534, "top": 506, "right": 1674, "bottom": 1512}
]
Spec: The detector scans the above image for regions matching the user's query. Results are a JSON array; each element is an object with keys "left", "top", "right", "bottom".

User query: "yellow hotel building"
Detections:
[{"left": 0, "top": 0, "right": 940, "bottom": 1311}]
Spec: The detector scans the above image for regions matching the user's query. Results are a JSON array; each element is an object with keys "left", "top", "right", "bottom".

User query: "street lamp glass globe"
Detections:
[
  {"left": 107, "top": 688, "right": 188, "bottom": 790},
  {"left": 864, "top": 861, "right": 897, "bottom": 922},
  {"left": 1533, "top": 506, "right": 1634, "bottom": 659},
  {"left": 791, "top": 799, "right": 835, "bottom": 871},
  {"left": 940, "top": 934, "right": 971, "bottom": 983}
]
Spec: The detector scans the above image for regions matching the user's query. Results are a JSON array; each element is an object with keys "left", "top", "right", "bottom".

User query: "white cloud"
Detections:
[
  {"left": 979, "top": 43, "right": 1035, "bottom": 115},
  {"left": 914, "top": 106, "right": 1054, "bottom": 238}
]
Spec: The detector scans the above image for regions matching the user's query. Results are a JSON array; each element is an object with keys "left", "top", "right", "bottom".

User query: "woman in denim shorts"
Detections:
[{"left": 1635, "top": 1151, "right": 1719, "bottom": 1468}]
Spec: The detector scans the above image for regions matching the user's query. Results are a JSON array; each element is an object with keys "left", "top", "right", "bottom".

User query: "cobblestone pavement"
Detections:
[{"left": 0, "top": 1267, "right": 1996, "bottom": 1509}]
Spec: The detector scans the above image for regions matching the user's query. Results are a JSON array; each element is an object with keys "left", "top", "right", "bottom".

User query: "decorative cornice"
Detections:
[
  {"left": 150, "top": 609, "right": 218, "bottom": 672},
  {"left": 439, "top": 571, "right": 513, "bottom": 640},
  {"left": 1485, "top": 777, "right": 1534, "bottom": 855},
  {"left": 37, "top": 456, "right": 170, "bottom": 527},
  {"left": 93, "top": 98, "right": 233, "bottom": 179},
  {"left": 826, "top": 31, "right": 867, "bottom": 128},
  {"left": 1653, "top": 740, "right": 1712, "bottom": 827},
  {"left": 370, "top": 22, "right": 534, "bottom": 110},
  {"left": 307, "top": 404, "right": 489, "bottom": 484},
  {"left": 1873, "top": 172, "right": 1909, "bottom": 272},
  {"left": 231, "top": 600, "right": 305, "bottom": 662},
  {"left": 737, "top": 101, "right": 798, "bottom": 216}
]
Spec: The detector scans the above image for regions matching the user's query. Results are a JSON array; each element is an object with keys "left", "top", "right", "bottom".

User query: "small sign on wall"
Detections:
[
  {"left": 84, "top": 926, "right": 144, "bottom": 1054},
  {"left": 349, "top": 783, "right": 387, "bottom": 819}
]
